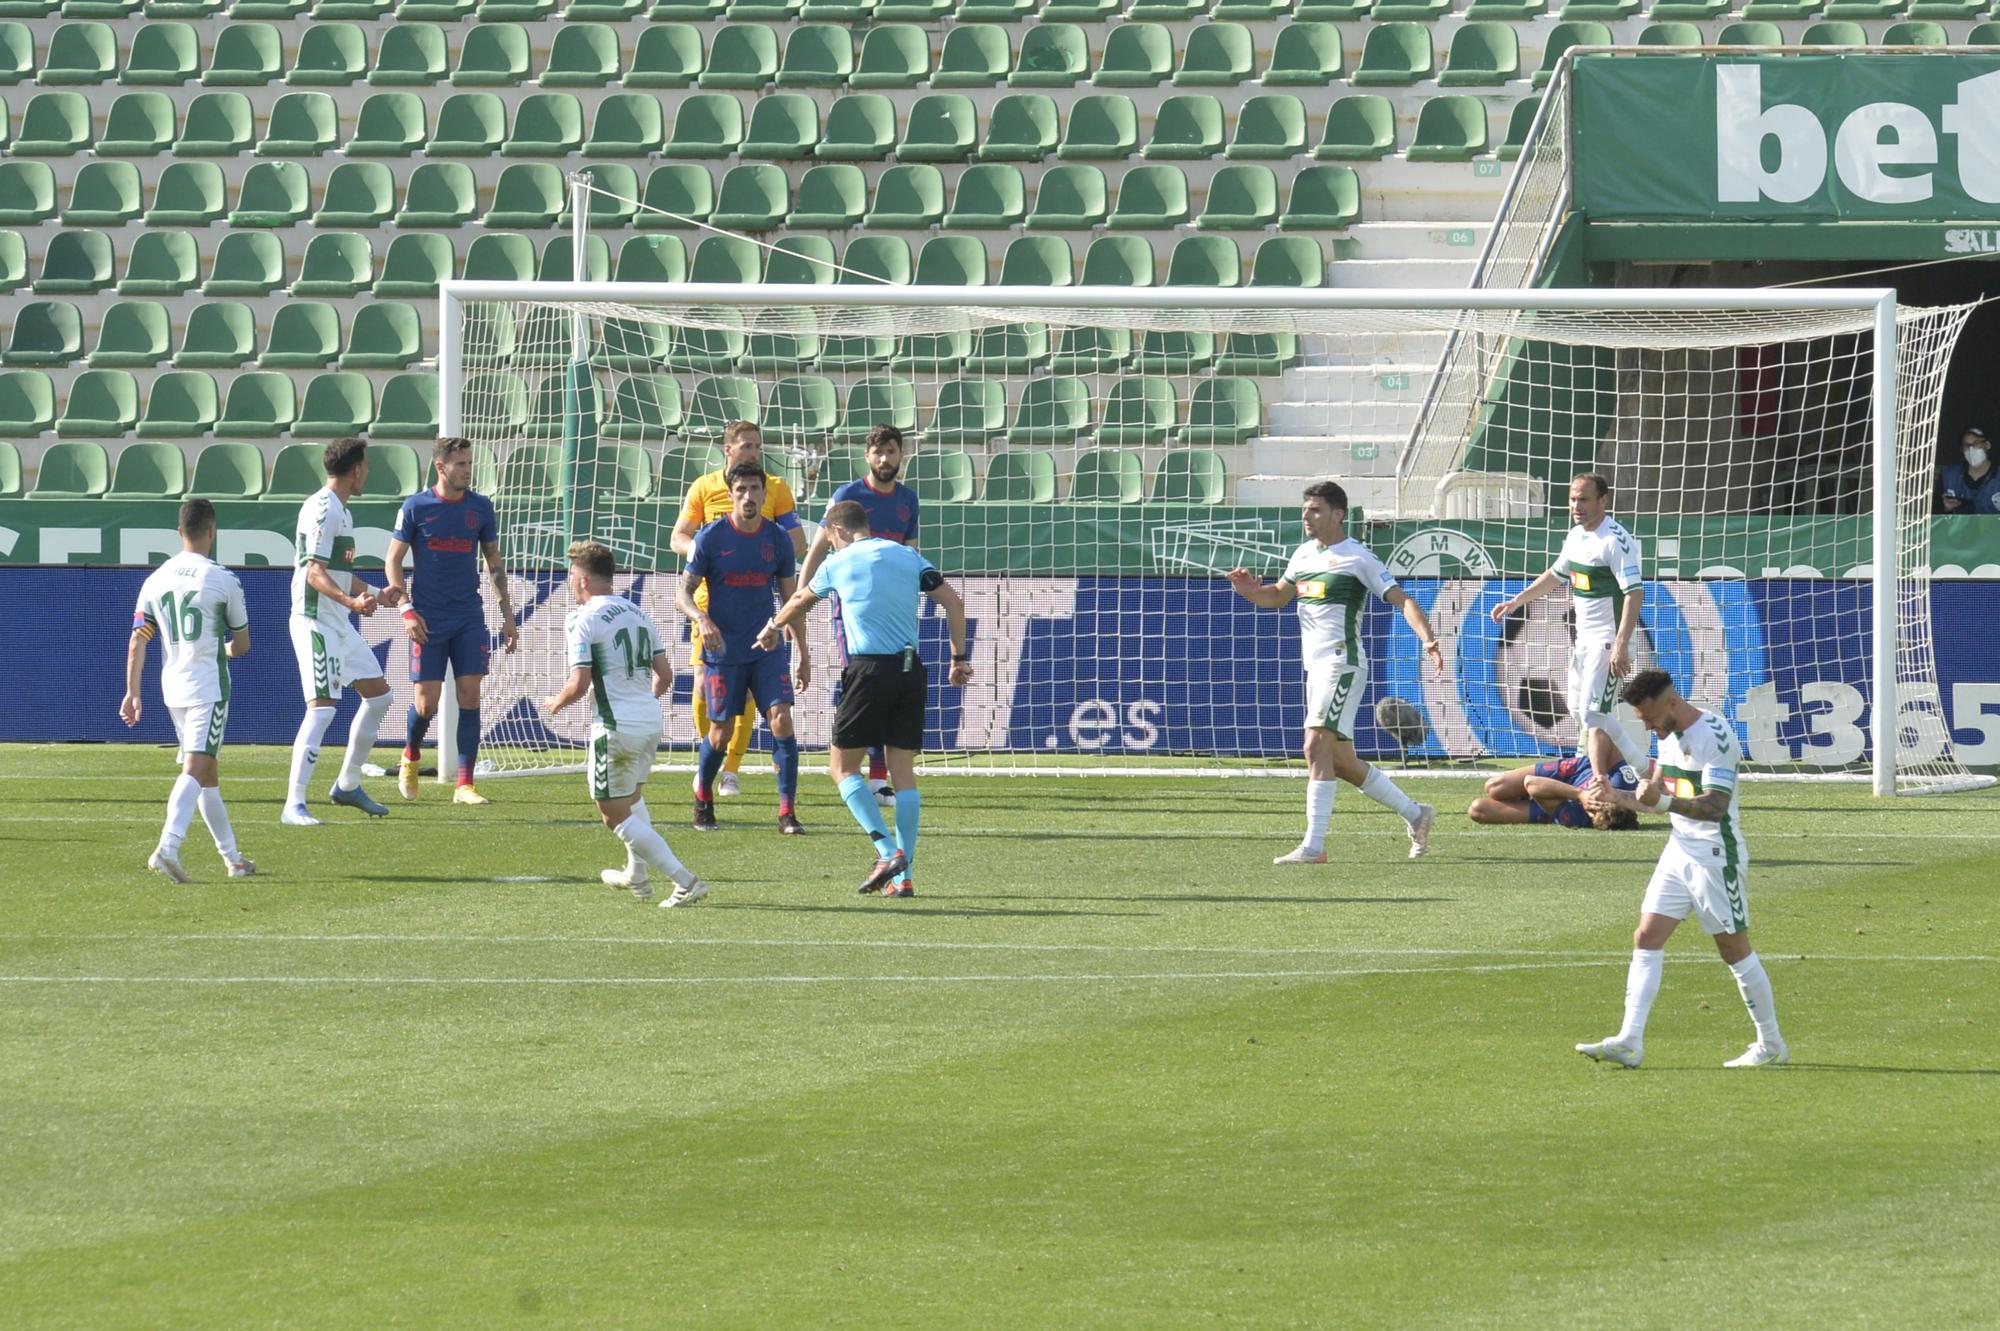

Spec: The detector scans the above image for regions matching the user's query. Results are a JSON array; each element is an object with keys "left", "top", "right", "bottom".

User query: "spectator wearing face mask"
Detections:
[{"left": 1939, "top": 427, "right": 2000, "bottom": 514}]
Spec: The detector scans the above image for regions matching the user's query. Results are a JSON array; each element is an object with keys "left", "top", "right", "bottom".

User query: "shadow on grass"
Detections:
[
  {"left": 712, "top": 901, "right": 1157, "bottom": 920},
  {"left": 981, "top": 893, "right": 1454, "bottom": 907}
]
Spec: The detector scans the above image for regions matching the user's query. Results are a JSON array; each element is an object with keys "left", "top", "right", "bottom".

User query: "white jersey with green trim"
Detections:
[
  {"left": 565, "top": 594, "right": 666, "bottom": 733},
  {"left": 1657, "top": 708, "right": 1744, "bottom": 856},
  {"left": 1278, "top": 537, "right": 1399, "bottom": 669},
  {"left": 1552, "top": 517, "right": 1642, "bottom": 640},
  {"left": 290, "top": 485, "right": 360, "bottom": 634},
  {"left": 134, "top": 552, "right": 247, "bottom": 708}
]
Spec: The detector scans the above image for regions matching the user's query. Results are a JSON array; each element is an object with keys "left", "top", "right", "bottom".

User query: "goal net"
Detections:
[{"left": 439, "top": 282, "right": 1985, "bottom": 795}]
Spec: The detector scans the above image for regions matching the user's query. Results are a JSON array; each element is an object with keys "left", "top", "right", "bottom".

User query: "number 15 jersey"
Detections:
[{"left": 566, "top": 594, "right": 666, "bottom": 733}]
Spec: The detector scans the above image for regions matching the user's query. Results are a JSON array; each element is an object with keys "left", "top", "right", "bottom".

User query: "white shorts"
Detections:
[
  {"left": 290, "top": 616, "right": 384, "bottom": 702},
  {"left": 1567, "top": 639, "right": 1618, "bottom": 727},
  {"left": 1642, "top": 837, "right": 1750, "bottom": 936},
  {"left": 589, "top": 725, "right": 661, "bottom": 802},
  {"left": 1304, "top": 660, "right": 1366, "bottom": 740},
  {"left": 168, "top": 700, "right": 229, "bottom": 758}
]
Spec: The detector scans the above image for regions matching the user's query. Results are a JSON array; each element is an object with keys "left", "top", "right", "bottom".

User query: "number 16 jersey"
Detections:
[
  {"left": 566, "top": 594, "right": 666, "bottom": 733},
  {"left": 133, "top": 552, "right": 249, "bottom": 708}
]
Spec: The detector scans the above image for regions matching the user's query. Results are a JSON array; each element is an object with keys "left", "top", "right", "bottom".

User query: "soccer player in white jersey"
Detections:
[
  {"left": 1227, "top": 481, "right": 1448, "bottom": 864},
  {"left": 1577, "top": 668, "right": 1787, "bottom": 1069},
  {"left": 121, "top": 499, "right": 254, "bottom": 882},
  {"left": 284, "top": 437, "right": 394, "bottom": 825},
  {"left": 543, "top": 541, "right": 709, "bottom": 908},
  {"left": 1488, "top": 473, "right": 1650, "bottom": 771}
]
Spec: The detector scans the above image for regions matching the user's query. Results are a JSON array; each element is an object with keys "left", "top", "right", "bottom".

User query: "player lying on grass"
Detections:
[{"left": 1467, "top": 729, "right": 1640, "bottom": 831}]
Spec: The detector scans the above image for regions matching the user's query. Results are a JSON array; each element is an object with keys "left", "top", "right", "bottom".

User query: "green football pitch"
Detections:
[{"left": 3, "top": 743, "right": 1995, "bottom": 1328}]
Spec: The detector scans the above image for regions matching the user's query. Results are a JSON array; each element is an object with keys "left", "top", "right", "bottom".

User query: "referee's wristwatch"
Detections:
[{"left": 952, "top": 653, "right": 971, "bottom": 662}]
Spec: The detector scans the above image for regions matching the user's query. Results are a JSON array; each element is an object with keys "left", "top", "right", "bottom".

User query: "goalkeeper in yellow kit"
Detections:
[{"left": 668, "top": 421, "right": 808, "bottom": 795}]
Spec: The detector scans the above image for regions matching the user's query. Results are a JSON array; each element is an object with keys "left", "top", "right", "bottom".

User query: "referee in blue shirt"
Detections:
[{"left": 759, "top": 500, "right": 971, "bottom": 898}]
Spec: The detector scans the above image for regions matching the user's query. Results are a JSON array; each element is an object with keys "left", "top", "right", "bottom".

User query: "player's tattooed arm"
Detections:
[
  {"left": 674, "top": 569, "right": 720, "bottom": 647},
  {"left": 1665, "top": 788, "right": 1731, "bottom": 823},
  {"left": 483, "top": 540, "right": 519, "bottom": 653}
]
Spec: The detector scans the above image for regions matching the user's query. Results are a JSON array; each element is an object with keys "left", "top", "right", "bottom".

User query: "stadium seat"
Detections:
[
  {"left": 0, "top": 234, "right": 22, "bottom": 292},
  {"left": 1882, "top": 20, "right": 1948, "bottom": 43},
  {"left": 790, "top": 163, "right": 867, "bottom": 227},
  {"left": 1081, "top": 233, "right": 1155, "bottom": 286},
  {"left": 1109, "top": 164, "right": 1190, "bottom": 228},
  {"left": 852, "top": 23, "right": 930, "bottom": 88},
  {"left": 309, "top": 161, "right": 393, "bottom": 226},
  {"left": 107, "top": 441, "right": 187, "bottom": 497},
  {"left": 1375, "top": 0, "right": 1451, "bottom": 15},
  {"left": 1249, "top": 234, "right": 1326, "bottom": 288},
  {"left": 1174, "top": 22, "right": 1254, "bottom": 86},
  {"left": 88, "top": 300, "right": 170, "bottom": 368},
  {"left": 348, "top": 90, "right": 427, "bottom": 155},
  {"left": 933, "top": 25, "right": 1010, "bottom": 88},
  {"left": 1215, "top": 330, "right": 1297, "bottom": 374},
  {"left": 0, "top": 160, "right": 56, "bottom": 222},
  {"left": 1439, "top": 22, "right": 1518, "bottom": 86},
  {"left": 1279, "top": 164, "right": 1359, "bottom": 230},
  {"left": 1044, "top": 0, "right": 1119, "bottom": 12},
  {"left": 173, "top": 301, "right": 256, "bottom": 367},
  {"left": 502, "top": 92, "right": 582, "bottom": 156},
  {"left": 690, "top": 233, "right": 764, "bottom": 284},
  {"left": 264, "top": 442, "right": 326, "bottom": 497},
  {"left": 600, "top": 375, "right": 684, "bottom": 441},
  {"left": 536, "top": 233, "right": 610, "bottom": 282},
  {"left": 1050, "top": 323, "right": 1130, "bottom": 372},
  {"left": 1498, "top": 96, "right": 1541, "bottom": 161},
  {"left": 832, "top": 376, "right": 917, "bottom": 444},
  {"left": 452, "top": 23, "right": 528, "bottom": 87},
  {"left": 234, "top": 0, "right": 314, "bottom": 14},
  {"left": 1228, "top": 94, "right": 1307, "bottom": 159},
  {"left": 1027, "top": 163, "right": 1107, "bottom": 229},
  {"left": 289, "top": 22, "right": 366, "bottom": 85},
  {"left": 296, "top": 372, "right": 375, "bottom": 438},
  {"left": 800, "top": 0, "right": 875, "bottom": 17},
  {"left": 94, "top": 91, "right": 171, "bottom": 156},
  {"left": 317, "top": 0, "right": 396, "bottom": 15},
  {"left": 914, "top": 234, "right": 988, "bottom": 286},
  {"left": 362, "top": 21, "right": 438, "bottom": 87},
  {"left": 906, "top": 450, "right": 975, "bottom": 502},
  {"left": 28, "top": 439, "right": 110, "bottom": 495},
  {"left": 1183, "top": 376, "right": 1260, "bottom": 445},
  {"left": 3, "top": 301, "right": 83, "bottom": 366},
  {"left": 1098, "top": 375, "right": 1175, "bottom": 446},
  {"left": 809, "top": 92, "right": 892, "bottom": 162},
  {"left": 567, "top": 163, "right": 640, "bottom": 229},
  {"left": 891, "top": 326, "right": 970, "bottom": 374},
  {"left": 56, "top": 369, "right": 140, "bottom": 436},
  {"left": 134, "top": 370, "right": 217, "bottom": 436},
  {"left": 377, "top": 233, "right": 455, "bottom": 297},
  {"left": 1408, "top": 95, "right": 1489, "bottom": 161},
  {"left": 116, "top": 231, "right": 197, "bottom": 295},
  {"left": 929, "top": 377, "right": 1006, "bottom": 446},
  {"left": 948, "top": 163, "right": 1028, "bottom": 228},
  {"left": 1466, "top": 0, "right": 1544, "bottom": 14},
  {"left": 292, "top": 232, "right": 373, "bottom": 296},
  {"left": 1010, "top": 23, "right": 1088, "bottom": 87},
  {"left": 700, "top": 24, "right": 777, "bottom": 89},
  {"left": 40, "top": 21, "right": 119, "bottom": 84},
  {"left": 637, "top": 162, "right": 714, "bottom": 227},
  {"left": 213, "top": 370, "right": 297, "bottom": 437},
  {"left": 0, "top": 22, "right": 33, "bottom": 84},
  {"left": 900, "top": 92, "right": 978, "bottom": 161},
  {"left": 682, "top": 375, "right": 760, "bottom": 439},
  {"left": 763, "top": 374, "right": 837, "bottom": 445},
  {"left": 979, "top": 92, "right": 1059, "bottom": 161},
  {"left": 15, "top": 90, "right": 93, "bottom": 154},
  {"left": 201, "top": 22, "right": 282, "bottom": 86},
  {"left": 119, "top": 22, "right": 199, "bottom": 86},
  {"left": 1262, "top": 23, "right": 1342, "bottom": 87},
  {"left": 173, "top": 91, "right": 253, "bottom": 155},
  {"left": 652, "top": 444, "right": 718, "bottom": 498},
  {"left": 63, "top": 160, "right": 143, "bottom": 225},
  {"left": 34, "top": 229, "right": 113, "bottom": 295},
  {"left": 1533, "top": 21, "right": 1609, "bottom": 87},
  {"left": 1636, "top": 20, "right": 1702, "bottom": 45},
  {"left": 1008, "top": 376, "right": 1088, "bottom": 446},
  {"left": 486, "top": 162, "right": 565, "bottom": 228},
  {"left": 187, "top": 441, "right": 264, "bottom": 499},
  {"left": 1143, "top": 93, "right": 1223, "bottom": 159},
  {"left": 258, "top": 301, "right": 339, "bottom": 368},
  {"left": 958, "top": 0, "right": 1035, "bottom": 17},
  {"left": 1152, "top": 450, "right": 1226, "bottom": 503},
  {"left": 1058, "top": 92, "right": 1140, "bottom": 159},
  {"left": 201, "top": 230, "right": 285, "bottom": 295},
  {"left": 1352, "top": 23, "right": 1432, "bottom": 85},
  {"left": 143, "top": 160, "right": 225, "bottom": 225},
  {"left": 393, "top": 161, "right": 475, "bottom": 227},
  {"left": 256, "top": 90, "right": 338, "bottom": 155},
  {"left": 428, "top": 92, "right": 506, "bottom": 157},
  {"left": 335, "top": 303, "right": 420, "bottom": 372},
  {"left": 0, "top": 375, "right": 54, "bottom": 449},
  {"left": 982, "top": 448, "right": 1056, "bottom": 501},
  {"left": 865, "top": 163, "right": 946, "bottom": 228},
  {"left": 649, "top": 0, "right": 727, "bottom": 15},
  {"left": 1715, "top": 21, "right": 1782, "bottom": 44},
  {"left": 1314, "top": 94, "right": 1395, "bottom": 160},
  {"left": 1095, "top": 23, "right": 1173, "bottom": 87},
  {"left": 627, "top": 22, "right": 704, "bottom": 88},
  {"left": 1133, "top": 326, "right": 1214, "bottom": 373},
  {"left": 544, "top": 24, "right": 621, "bottom": 87},
  {"left": 778, "top": 24, "right": 854, "bottom": 87},
  {"left": 372, "top": 373, "right": 440, "bottom": 438},
  {"left": 741, "top": 92, "right": 818, "bottom": 159},
  {"left": 1127, "top": 0, "right": 1207, "bottom": 17},
  {"left": 712, "top": 162, "right": 790, "bottom": 230},
  {"left": 582, "top": 93, "right": 664, "bottom": 157},
  {"left": 1068, "top": 448, "right": 1143, "bottom": 502},
  {"left": 1166, "top": 234, "right": 1240, "bottom": 287},
  {"left": 838, "top": 233, "right": 911, "bottom": 285},
  {"left": 665, "top": 92, "right": 743, "bottom": 158},
  {"left": 1731, "top": 0, "right": 1815, "bottom": 15}
]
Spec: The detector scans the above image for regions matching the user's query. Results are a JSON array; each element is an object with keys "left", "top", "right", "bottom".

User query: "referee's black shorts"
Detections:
[{"left": 832, "top": 654, "right": 927, "bottom": 752}]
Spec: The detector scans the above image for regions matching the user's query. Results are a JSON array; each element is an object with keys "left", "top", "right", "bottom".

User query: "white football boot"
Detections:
[
  {"left": 1406, "top": 803, "right": 1436, "bottom": 859},
  {"left": 1724, "top": 1041, "right": 1789, "bottom": 1069},
  {"left": 1272, "top": 844, "right": 1329, "bottom": 865},
  {"left": 1575, "top": 1038, "right": 1642, "bottom": 1068},
  {"left": 147, "top": 848, "right": 191, "bottom": 884}
]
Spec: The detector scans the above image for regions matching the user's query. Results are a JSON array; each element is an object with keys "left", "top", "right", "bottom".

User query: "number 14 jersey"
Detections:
[{"left": 565, "top": 594, "right": 665, "bottom": 733}]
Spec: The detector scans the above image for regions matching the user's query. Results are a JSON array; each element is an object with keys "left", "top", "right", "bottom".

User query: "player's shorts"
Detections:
[
  {"left": 587, "top": 724, "right": 660, "bottom": 802},
  {"left": 703, "top": 651, "right": 794, "bottom": 724},
  {"left": 833, "top": 653, "right": 926, "bottom": 752},
  {"left": 290, "top": 616, "right": 384, "bottom": 702},
  {"left": 168, "top": 700, "right": 228, "bottom": 759},
  {"left": 409, "top": 616, "right": 490, "bottom": 683},
  {"left": 1567, "top": 639, "right": 1619, "bottom": 726},
  {"left": 1304, "top": 659, "right": 1366, "bottom": 740},
  {"left": 1642, "top": 837, "right": 1750, "bottom": 935}
]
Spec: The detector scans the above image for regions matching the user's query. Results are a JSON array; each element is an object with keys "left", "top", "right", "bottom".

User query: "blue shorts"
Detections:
[
  {"left": 410, "top": 617, "right": 491, "bottom": 683},
  {"left": 703, "top": 651, "right": 793, "bottom": 723}
]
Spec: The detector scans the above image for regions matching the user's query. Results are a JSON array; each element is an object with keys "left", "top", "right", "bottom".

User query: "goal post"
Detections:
[{"left": 436, "top": 280, "right": 1987, "bottom": 795}]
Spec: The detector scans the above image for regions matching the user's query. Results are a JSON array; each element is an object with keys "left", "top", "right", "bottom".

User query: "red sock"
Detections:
[
  {"left": 868, "top": 755, "right": 887, "bottom": 782},
  {"left": 403, "top": 747, "right": 420, "bottom": 762},
  {"left": 779, "top": 797, "right": 795, "bottom": 817}
]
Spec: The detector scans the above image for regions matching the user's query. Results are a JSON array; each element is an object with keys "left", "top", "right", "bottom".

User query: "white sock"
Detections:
[
  {"left": 1584, "top": 710, "right": 1651, "bottom": 771},
  {"left": 623, "top": 798, "right": 649, "bottom": 875},
  {"left": 160, "top": 773, "right": 201, "bottom": 853},
  {"left": 287, "top": 707, "right": 336, "bottom": 808},
  {"left": 337, "top": 690, "right": 393, "bottom": 792},
  {"left": 197, "top": 785, "right": 237, "bottom": 861},
  {"left": 1357, "top": 764, "right": 1421, "bottom": 822},
  {"left": 1615, "top": 947, "right": 1664, "bottom": 1047},
  {"left": 1304, "top": 779, "right": 1335, "bottom": 853},
  {"left": 614, "top": 811, "right": 696, "bottom": 889},
  {"left": 1728, "top": 952, "right": 1783, "bottom": 1047}
]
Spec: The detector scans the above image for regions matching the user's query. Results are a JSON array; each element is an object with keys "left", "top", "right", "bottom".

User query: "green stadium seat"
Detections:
[
  {"left": 502, "top": 92, "right": 583, "bottom": 157},
  {"left": 371, "top": 21, "right": 445, "bottom": 86},
  {"left": 1228, "top": 94, "right": 1307, "bottom": 159},
  {"left": 946, "top": 163, "right": 1027, "bottom": 228},
  {"left": 1098, "top": 375, "right": 1175, "bottom": 446},
  {"left": 1923, "top": 0, "right": 1987, "bottom": 15},
  {"left": 626, "top": 23, "right": 703, "bottom": 88},
  {"left": 980, "top": 92, "right": 1059, "bottom": 161},
  {"left": 1636, "top": 20, "right": 1702, "bottom": 44},
  {"left": 187, "top": 442, "right": 264, "bottom": 499},
  {"left": 1080, "top": 235, "right": 1153, "bottom": 285},
  {"left": 292, "top": 231, "right": 373, "bottom": 296},
  {"left": 1058, "top": 92, "right": 1139, "bottom": 159},
  {"left": 544, "top": 24, "right": 621, "bottom": 87},
  {"left": 601, "top": 376, "right": 684, "bottom": 441},
  {"left": 864, "top": 163, "right": 946, "bottom": 227},
  {"left": 1094, "top": 22, "right": 1172, "bottom": 87},
  {"left": 1376, "top": 0, "right": 1450, "bottom": 14},
  {"left": 89, "top": 300, "right": 170, "bottom": 368},
  {"left": 135, "top": 370, "right": 217, "bottom": 436},
  {"left": 288, "top": 22, "right": 365, "bottom": 85},
  {"left": 852, "top": 24, "right": 929, "bottom": 89},
  {"left": 536, "top": 233, "right": 611, "bottom": 282},
  {"left": 1498, "top": 95, "right": 1542, "bottom": 161},
  {"left": 599, "top": 444, "right": 653, "bottom": 501},
  {"left": 712, "top": 162, "right": 790, "bottom": 230},
  {"left": 1882, "top": 20, "right": 1948, "bottom": 42},
  {"left": 117, "top": 230, "right": 198, "bottom": 295},
  {"left": 586, "top": 93, "right": 666, "bottom": 157},
  {"left": 831, "top": 376, "right": 916, "bottom": 445},
  {"left": 0, "top": 21, "right": 30, "bottom": 84},
  {"left": 1166, "top": 234, "right": 1240, "bottom": 287},
  {"left": 394, "top": 161, "right": 475, "bottom": 227},
  {"left": 372, "top": 374, "right": 440, "bottom": 438},
  {"left": 430, "top": 92, "right": 506, "bottom": 156},
  {"left": 1352, "top": 23, "right": 1432, "bottom": 85},
  {"left": 1249, "top": 233, "right": 1325, "bottom": 287},
  {"left": 899, "top": 92, "right": 978, "bottom": 161},
  {"left": 521, "top": 372, "right": 589, "bottom": 443},
  {"left": 120, "top": 22, "right": 199, "bottom": 86},
  {"left": 1439, "top": 22, "right": 1518, "bottom": 86},
  {"left": 815, "top": 92, "right": 895, "bottom": 161},
  {"left": 1143, "top": 93, "right": 1222, "bottom": 159},
  {"left": 15, "top": 91, "right": 93, "bottom": 154},
  {"left": 649, "top": 0, "right": 725, "bottom": 14},
  {"left": 452, "top": 25, "right": 528, "bottom": 89},
  {"left": 296, "top": 372, "right": 375, "bottom": 438},
  {"left": 1261, "top": 22, "right": 1342, "bottom": 87},
  {"left": 904, "top": 450, "right": 974, "bottom": 502},
  {"left": 690, "top": 233, "right": 764, "bottom": 284},
  {"left": 3, "top": 301, "right": 82, "bottom": 366},
  {"left": 1534, "top": 21, "right": 1608, "bottom": 87},
  {"left": 566, "top": 163, "right": 641, "bottom": 229},
  {"left": 377, "top": 233, "right": 454, "bottom": 297},
  {"left": 1315, "top": 94, "right": 1395, "bottom": 160},
  {"left": 476, "top": 0, "right": 554, "bottom": 17},
  {"left": 838, "top": 234, "right": 911, "bottom": 285},
  {"left": 765, "top": 374, "right": 838, "bottom": 445},
  {"left": 1068, "top": 448, "right": 1142, "bottom": 502},
  {"left": 0, "top": 374, "right": 52, "bottom": 443},
  {"left": 700, "top": 23, "right": 777, "bottom": 89},
  {"left": 929, "top": 378, "right": 1006, "bottom": 446},
  {"left": 0, "top": 0, "right": 57, "bottom": 12},
  {"left": 637, "top": 163, "right": 714, "bottom": 227},
  {"left": 264, "top": 442, "right": 325, "bottom": 497},
  {"left": 56, "top": 369, "right": 139, "bottom": 436},
  {"left": 933, "top": 25, "right": 1009, "bottom": 88},
  {"left": 914, "top": 234, "right": 987, "bottom": 286},
  {"left": 665, "top": 92, "right": 743, "bottom": 159},
  {"left": 763, "top": 231, "right": 837, "bottom": 286},
  {"left": 790, "top": 162, "right": 867, "bottom": 227},
  {"left": 487, "top": 162, "right": 566, "bottom": 227},
  {"left": 1133, "top": 326, "right": 1213, "bottom": 373},
  {"left": 1174, "top": 22, "right": 1254, "bottom": 86},
  {"left": 33, "top": 229, "right": 113, "bottom": 295},
  {"left": 875, "top": 0, "right": 949, "bottom": 13},
  {"left": 1010, "top": 22, "right": 1088, "bottom": 87},
  {"left": 348, "top": 90, "right": 427, "bottom": 155},
  {"left": 1008, "top": 376, "right": 1088, "bottom": 446},
  {"left": 982, "top": 448, "right": 1055, "bottom": 501},
  {"left": 0, "top": 233, "right": 22, "bottom": 292},
  {"left": 682, "top": 375, "right": 760, "bottom": 439},
  {"left": 1049, "top": 322, "right": 1130, "bottom": 372},
  {"left": 173, "top": 301, "right": 256, "bottom": 367},
  {"left": 309, "top": 161, "right": 394, "bottom": 227},
  {"left": 96, "top": 91, "right": 173, "bottom": 155},
  {"left": 725, "top": 0, "right": 800, "bottom": 17},
  {"left": 258, "top": 300, "right": 339, "bottom": 368},
  {"left": 214, "top": 370, "right": 296, "bottom": 437},
  {"left": 1027, "top": 163, "right": 1107, "bottom": 229},
  {"left": 202, "top": 230, "right": 285, "bottom": 295},
  {"left": 143, "top": 159, "right": 226, "bottom": 225},
  {"left": 1183, "top": 377, "right": 1260, "bottom": 445},
  {"left": 1279, "top": 164, "right": 1359, "bottom": 230},
  {"left": 256, "top": 90, "right": 338, "bottom": 155},
  {"left": 1108, "top": 164, "right": 1190, "bottom": 227},
  {"left": 173, "top": 91, "right": 252, "bottom": 155},
  {"left": 891, "top": 326, "right": 970, "bottom": 374},
  {"left": 30, "top": 440, "right": 112, "bottom": 495},
  {"left": 63, "top": 160, "right": 142, "bottom": 224},
  {"left": 0, "top": 160, "right": 56, "bottom": 222},
  {"left": 958, "top": 0, "right": 1035, "bottom": 17},
  {"left": 778, "top": 24, "right": 853, "bottom": 87},
  {"left": 201, "top": 22, "right": 282, "bottom": 86},
  {"left": 40, "top": 20, "right": 118, "bottom": 84},
  {"left": 1735, "top": 0, "right": 1818, "bottom": 14},
  {"left": 1045, "top": 0, "right": 1118, "bottom": 15},
  {"left": 1127, "top": 0, "right": 1207, "bottom": 16},
  {"left": 316, "top": 0, "right": 396, "bottom": 15},
  {"left": 1466, "top": 0, "right": 1543, "bottom": 13},
  {"left": 1152, "top": 450, "right": 1225, "bottom": 503},
  {"left": 231, "top": 0, "right": 312, "bottom": 13},
  {"left": 1715, "top": 20, "right": 1783, "bottom": 43},
  {"left": 643, "top": 444, "right": 712, "bottom": 498},
  {"left": 336, "top": 302, "right": 420, "bottom": 371},
  {"left": 800, "top": 0, "right": 875, "bottom": 16},
  {"left": 1409, "top": 94, "right": 1489, "bottom": 161},
  {"left": 568, "top": 0, "right": 645, "bottom": 15},
  {"left": 742, "top": 91, "right": 818, "bottom": 159}
]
